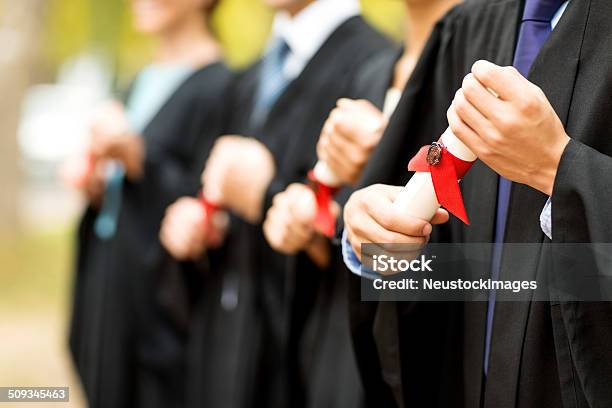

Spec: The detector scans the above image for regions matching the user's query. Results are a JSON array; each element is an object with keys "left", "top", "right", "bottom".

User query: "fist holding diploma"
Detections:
[
  {"left": 264, "top": 183, "right": 337, "bottom": 267},
  {"left": 448, "top": 61, "right": 569, "bottom": 196},
  {"left": 315, "top": 99, "right": 388, "bottom": 187},
  {"left": 201, "top": 135, "right": 275, "bottom": 224},
  {"left": 344, "top": 185, "right": 449, "bottom": 262},
  {"left": 60, "top": 101, "right": 125, "bottom": 190},
  {"left": 159, "top": 196, "right": 229, "bottom": 261},
  {"left": 347, "top": 61, "right": 572, "bottom": 264},
  {"left": 306, "top": 99, "right": 388, "bottom": 237},
  {"left": 342, "top": 126, "right": 475, "bottom": 266},
  {"left": 264, "top": 183, "right": 317, "bottom": 255},
  {"left": 60, "top": 100, "right": 132, "bottom": 193}
]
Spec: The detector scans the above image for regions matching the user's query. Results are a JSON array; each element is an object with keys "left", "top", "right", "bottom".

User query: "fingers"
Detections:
[
  {"left": 326, "top": 120, "right": 362, "bottom": 155},
  {"left": 201, "top": 136, "right": 243, "bottom": 203},
  {"left": 330, "top": 100, "right": 384, "bottom": 144},
  {"left": 264, "top": 185, "right": 317, "bottom": 254},
  {"left": 460, "top": 73, "right": 504, "bottom": 121},
  {"left": 471, "top": 60, "right": 526, "bottom": 102},
  {"left": 372, "top": 184, "right": 405, "bottom": 201},
  {"left": 448, "top": 100, "right": 485, "bottom": 155},
  {"left": 316, "top": 100, "right": 385, "bottom": 185},
  {"left": 321, "top": 133, "right": 362, "bottom": 182},
  {"left": 355, "top": 208, "right": 427, "bottom": 245},
  {"left": 344, "top": 185, "right": 431, "bottom": 247},
  {"left": 265, "top": 210, "right": 312, "bottom": 254},
  {"left": 159, "top": 198, "right": 207, "bottom": 261},
  {"left": 430, "top": 208, "right": 450, "bottom": 225},
  {"left": 341, "top": 183, "right": 454, "bottom": 274},
  {"left": 453, "top": 89, "right": 496, "bottom": 139},
  {"left": 286, "top": 184, "right": 316, "bottom": 222}
]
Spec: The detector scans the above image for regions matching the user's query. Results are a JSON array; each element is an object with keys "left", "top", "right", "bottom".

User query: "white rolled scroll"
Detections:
[{"left": 391, "top": 128, "right": 477, "bottom": 221}]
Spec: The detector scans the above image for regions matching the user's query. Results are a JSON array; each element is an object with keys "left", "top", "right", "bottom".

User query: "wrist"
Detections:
[
  {"left": 532, "top": 132, "right": 570, "bottom": 196},
  {"left": 306, "top": 234, "right": 330, "bottom": 269},
  {"left": 122, "top": 134, "right": 144, "bottom": 180},
  {"left": 229, "top": 181, "right": 266, "bottom": 223}
]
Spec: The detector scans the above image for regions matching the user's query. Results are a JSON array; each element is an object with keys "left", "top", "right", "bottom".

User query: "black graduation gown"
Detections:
[
  {"left": 69, "top": 62, "right": 233, "bottom": 408},
  {"left": 326, "top": 46, "right": 404, "bottom": 408},
  {"left": 351, "top": 0, "right": 612, "bottom": 407},
  {"left": 187, "top": 16, "right": 391, "bottom": 408},
  {"left": 295, "top": 46, "right": 405, "bottom": 408}
]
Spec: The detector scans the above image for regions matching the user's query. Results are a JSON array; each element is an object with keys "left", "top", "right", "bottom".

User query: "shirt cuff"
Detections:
[
  {"left": 540, "top": 198, "right": 552, "bottom": 240},
  {"left": 341, "top": 229, "right": 379, "bottom": 280}
]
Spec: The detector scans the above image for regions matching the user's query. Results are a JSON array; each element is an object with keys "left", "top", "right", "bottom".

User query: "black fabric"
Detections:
[
  {"left": 350, "top": 0, "right": 612, "bottom": 407},
  {"left": 69, "top": 62, "right": 233, "bottom": 408},
  {"left": 352, "top": 0, "right": 612, "bottom": 408},
  {"left": 187, "top": 16, "right": 392, "bottom": 408},
  {"left": 345, "top": 6, "right": 467, "bottom": 407},
  {"left": 326, "top": 45, "right": 404, "bottom": 408}
]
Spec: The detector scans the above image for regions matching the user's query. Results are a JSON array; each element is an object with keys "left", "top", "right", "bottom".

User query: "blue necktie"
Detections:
[
  {"left": 92, "top": 66, "right": 194, "bottom": 240},
  {"left": 250, "top": 38, "right": 292, "bottom": 128},
  {"left": 94, "top": 164, "right": 125, "bottom": 239},
  {"left": 484, "top": 0, "right": 565, "bottom": 375}
]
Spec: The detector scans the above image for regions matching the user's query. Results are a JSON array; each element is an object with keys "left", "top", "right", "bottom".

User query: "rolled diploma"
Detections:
[
  {"left": 392, "top": 128, "right": 477, "bottom": 221},
  {"left": 313, "top": 160, "right": 342, "bottom": 188},
  {"left": 313, "top": 90, "right": 403, "bottom": 188}
]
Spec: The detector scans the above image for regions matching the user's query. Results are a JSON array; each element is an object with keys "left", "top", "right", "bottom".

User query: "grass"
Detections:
[
  {"left": 0, "top": 227, "right": 74, "bottom": 311},
  {"left": 0, "top": 225, "right": 86, "bottom": 407}
]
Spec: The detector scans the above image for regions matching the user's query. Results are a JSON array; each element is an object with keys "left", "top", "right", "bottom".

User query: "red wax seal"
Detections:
[{"left": 426, "top": 143, "right": 443, "bottom": 166}]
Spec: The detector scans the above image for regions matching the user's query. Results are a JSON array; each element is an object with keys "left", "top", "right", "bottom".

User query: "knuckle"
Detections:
[
  {"left": 496, "top": 115, "right": 516, "bottom": 134},
  {"left": 479, "top": 145, "right": 493, "bottom": 159},
  {"left": 454, "top": 96, "right": 468, "bottom": 116},
  {"left": 477, "top": 67, "right": 494, "bottom": 84},
  {"left": 447, "top": 106, "right": 455, "bottom": 122},
  {"left": 518, "top": 98, "right": 537, "bottom": 116},
  {"left": 377, "top": 211, "right": 394, "bottom": 231},
  {"left": 487, "top": 131, "right": 503, "bottom": 147},
  {"left": 349, "top": 151, "right": 367, "bottom": 167},
  {"left": 490, "top": 108, "right": 506, "bottom": 125},
  {"left": 272, "top": 194, "right": 283, "bottom": 207},
  {"left": 450, "top": 120, "right": 466, "bottom": 140},
  {"left": 462, "top": 76, "right": 477, "bottom": 97},
  {"left": 379, "top": 230, "right": 395, "bottom": 244},
  {"left": 505, "top": 66, "right": 520, "bottom": 77}
]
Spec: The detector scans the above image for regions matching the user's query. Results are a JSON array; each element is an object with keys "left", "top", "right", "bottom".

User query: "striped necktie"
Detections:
[{"left": 250, "top": 38, "right": 292, "bottom": 128}]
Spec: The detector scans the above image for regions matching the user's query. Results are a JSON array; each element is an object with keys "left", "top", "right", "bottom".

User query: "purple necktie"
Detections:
[{"left": 484, "top": 0, "right": 566, "bottom": 375}]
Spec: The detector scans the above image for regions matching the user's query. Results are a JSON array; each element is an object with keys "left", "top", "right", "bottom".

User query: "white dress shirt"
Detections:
[{"left": 269, "top": 0, "right": 360, "bottom": 80}]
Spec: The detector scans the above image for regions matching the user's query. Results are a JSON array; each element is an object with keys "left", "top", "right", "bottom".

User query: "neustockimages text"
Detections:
[{"left": 370, "top": 255, "right": 538, "bottom": 293}]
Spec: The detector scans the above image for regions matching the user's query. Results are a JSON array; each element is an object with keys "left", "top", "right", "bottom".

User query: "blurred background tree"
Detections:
[
  {"left": 0, "top": 0, "right": 48, "bottom": 234},
  {"left": 42, "top": 0, "right": 405, "bottom": 85},
  {"left": 0, "top": 3, "right": 406, "bottom": 405}
]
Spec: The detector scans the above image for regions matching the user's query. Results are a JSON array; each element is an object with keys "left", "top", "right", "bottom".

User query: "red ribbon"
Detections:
[
  {"left": 308, "top": 170, "right": 339, "bottom": 238},
  {"left": 407, "top": 143, "right": 474, "bottom": 224},
  {"left": 198, "top": 189, "right": 222, "bottom": 232}
]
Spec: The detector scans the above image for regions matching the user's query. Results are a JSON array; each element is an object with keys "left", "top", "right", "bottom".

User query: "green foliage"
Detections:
[
  {"left": 212, "top": 0, "right": 274, "bottom": 68},
  {"left": 42, "top": 0, "right": 91, "bottom": 66},
  {"left": 42, "top": 0, "right": 405, "bottom": 80},
  {"left": 362, "top": 0, "right": 405, "bottom": 40},
  {"left": 0, "top": 228, "right": 73, "bottom": 312}
]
